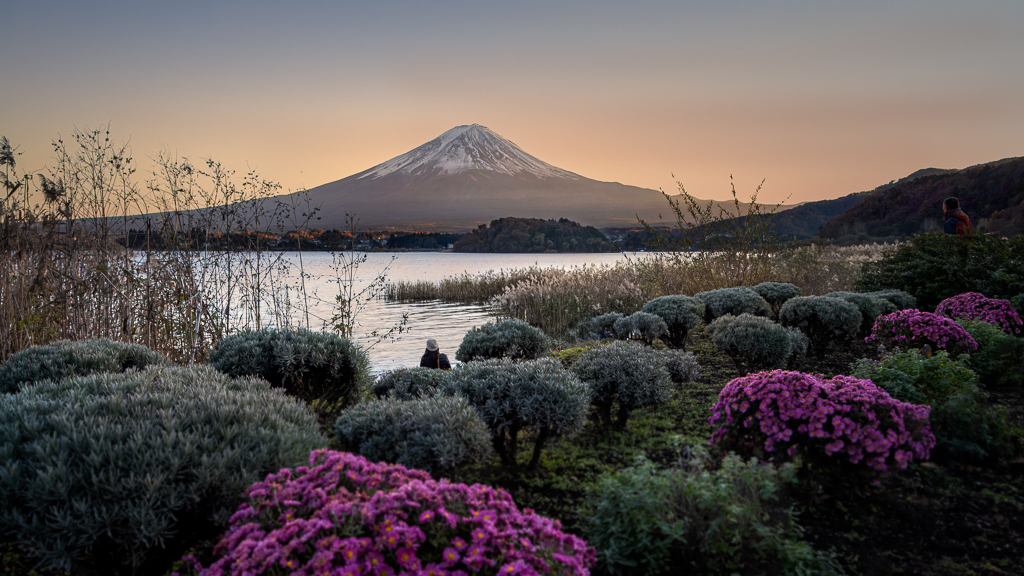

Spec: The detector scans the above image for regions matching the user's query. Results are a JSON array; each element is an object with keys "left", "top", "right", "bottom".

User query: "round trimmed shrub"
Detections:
[
  {"left": 613, "top": 311, "right": 669, "bottom": 345},
  {"left": 959, "top": 319, "right": 1024, "bottom": 388},
  {"left": 572, "top": 341, "right": 673, "bottom": 429},
  {"left": 826, "top": 291, "right": 884, "bottom": 336},
  {"left": 0, "top": 338, "right": 170, "bottom": 394},
  {"left": 778, "top": 296, "right": 861, "bottom": 355},
  {"left": 641, "top": 295, "right": 705, "bottom": 348},
  {"left": 456, "top": 318, "right": 550, "bottom": 361},
  {"left": 786, "top": 326, "right": 810, "bottom": 361},
  {"left": 865, "top": 309, "right": 978, "bottom": 357},
  {"left": 852, "top": 350, "right": 1016, "bottom": 463},
  {"left": 0, "top": 365, "right": 324, "bottom": 575},
  {"left": 710, "top": 370, "right": 936, "bottom": 476},
  {"left": 179, "top": 450, "right": 596, "bottom": 576},
  {"left": 707, "top": 314, "right": 796, "bottom": 372},
  {"left": 586, "top": 312, "right": 623, "bottom": 339},
  {"left": 334, "top": 394, "right": 493, "bottom": 474},
  {"left": 694, "top": 287, "right": 772, "bottom": 322},
  {"left": 936, "top": 292, "right": 1023, "bottom": 335},
  {"left": 661, "top": 349, "right": 701, "bottom": 384},
  {"left": 450, "top": 358, "right": 589, "bottom": 469},
  {"left": 752, "top": 282, "right": 803, "bottom": 318},
  {"left": 371, "top": 367, "right": 451, "bottom": 400},
  {"left": 208, "top": 328, "right": 370, "bottom": 420},
  {"left": 866, "top": 289, "right": 917, "bottom": 311}
]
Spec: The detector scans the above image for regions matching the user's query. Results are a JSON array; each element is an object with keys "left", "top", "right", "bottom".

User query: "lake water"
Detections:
[{"left": 275, "top": 252, "right": 635, "bottom": 373}]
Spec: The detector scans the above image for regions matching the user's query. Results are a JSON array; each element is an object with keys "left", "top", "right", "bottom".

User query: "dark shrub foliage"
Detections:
[
  {"left": 586, "top": 312, "right": 623, "bottom": 339},
  {"left": 455, "top": 319, "right": 550, "bottom": 361},
  {"left": 209, "top": 328, "right": 370, "bottom": 422},
  {"left": 857, "top": 232, "right": 1024, "bottom": 310},
  {"left": 581, "top": 445, "right": 842, "bottom": 576},
  {"left": 371, "top": 367, "right": 452, "bottom": 400},
  {"left": 0, "top": 338, "right": 170, "bottom": 394},
  {"left": 661, "top": 349, "right": 701, "bottom": 383},
  {"left": 334, "top": 394, "right": 493, "bottom": 474},
  {"left": 751, "top": 282, "right": 803, "bottom": 318},
  {"left": 695, "top": 287, "right": 772, "bottom": 322},
  {"left": 778, "top": 296, "right": 861, "bottom": 355},
  {"left": 959, "top": 319, "right": 1024, "bottom": 388},
  {"left": 641, "top": 295, "right": 705, "bottom": 348},
  {"left": 572, "top": 341, "right": 673, "bottom": 430},
  {"left": 852, "top": 350, "right": 1019, "bottom": 463},
  {"left": 826, "top": 291, "right": 884, "bottom": 336},
  {"left": 865, "top": 289, "right": 917, "bottom": 311},
  {"left": 449, "top": 358, "right": 588, "bottom": 469},
  {"left": 0, "top": 365, "right": 323, "bottom": 575},
  {"left": 453, "top": 216, "right": 614, "bottom": 253}
]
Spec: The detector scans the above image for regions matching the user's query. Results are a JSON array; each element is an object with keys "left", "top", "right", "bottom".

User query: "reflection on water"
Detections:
[{"left": 273, "top": 251, "right": 636, "bottom": 373}]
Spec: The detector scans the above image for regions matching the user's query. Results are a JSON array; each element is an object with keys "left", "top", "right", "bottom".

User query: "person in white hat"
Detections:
[{"left": 419, "top": 338, "right": 451, "bottom": 370}]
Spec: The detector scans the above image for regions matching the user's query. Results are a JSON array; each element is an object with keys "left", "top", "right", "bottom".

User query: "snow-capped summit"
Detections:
[{"left": 356, "top": 124, "right": 581, "bottom": 180}]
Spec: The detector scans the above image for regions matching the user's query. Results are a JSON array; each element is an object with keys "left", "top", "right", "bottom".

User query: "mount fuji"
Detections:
[{"left": 295, "top": 124, "right": 679, "bottom": 230}]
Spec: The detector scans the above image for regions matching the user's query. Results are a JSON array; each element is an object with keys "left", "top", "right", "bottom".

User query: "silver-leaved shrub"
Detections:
[
  {"left": 586, "top": 312, "right": 624, "bottom": 339},
  {"left": 0, "top": 338, "right": 170, "bottom": 394},
  {"left": 641, "top": 295, "right": 705, "bottom": 348},
  {"left": 572, "top": 340, "right": 673, "bottom": 429},
  {"left": 449, "top": 358, "right": 589, "bottom": 469},
  {"left": 865, "top": 289, "right": 917, "bottom": 311},
  {"left": 825, "top": 291, "right": 887, "bottom": 336},
  {"left": 455, "top": 318, "right": 551, "bottom": 361},
  {"left": 778, "top": 296, "right": 861, "bottom": 355},
  {"left": 208, "top": 328, "right": 370, "bottom": 421},
  {"left": 0, "top": 365, "right": 323, "bottom": 575},
  {"left": 661, "top": 349, "right": 702, "bottom": 384},
  {"left": 695, "top": 287, "right": 772, "bottom": 322},
  {"left": 371, "top": 367, "right": 452, "bottom": 400},
  {"left": 612, "top": 311, "right": 669, "bottom": 345},
  {"left": 751, "top": 282, "right": 803, "bottom": 318},
  {"left": 334, "top": 394, "right": 493, "bottom": 474},
  {"left": 707, "top": 314, "right": 804, "bottom": 372}
]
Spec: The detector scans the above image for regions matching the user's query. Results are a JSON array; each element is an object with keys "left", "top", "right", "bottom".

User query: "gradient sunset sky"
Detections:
[{"left": 4, "top": 0, "right": 1023, "bottom": 204}]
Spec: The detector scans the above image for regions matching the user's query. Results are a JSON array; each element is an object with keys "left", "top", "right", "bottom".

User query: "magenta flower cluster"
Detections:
[
  {"left": 936, "top": 292, "right": 1023, "bottom": 335},
  {"left": 865, "top": 309, "right": 978, "bottom": 355},
  {"left": 709, "top": 370, "right": 935, "bottom": 473},
  {"left": 177, "top": 449, "right": 595, "bottom": 576}
]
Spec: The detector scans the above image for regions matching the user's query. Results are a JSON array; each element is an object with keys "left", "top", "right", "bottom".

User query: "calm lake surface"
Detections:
[{"left": 276, "top": 252, "right": 635, "bottom": 373}]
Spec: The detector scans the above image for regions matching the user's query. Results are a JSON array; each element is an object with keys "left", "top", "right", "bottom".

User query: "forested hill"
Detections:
[
  {"left": 817, "top": 157, "right": 1024, "bottom": 238},
  {"left": 453, "top": 217, "right": 615, "bottom": 253}
]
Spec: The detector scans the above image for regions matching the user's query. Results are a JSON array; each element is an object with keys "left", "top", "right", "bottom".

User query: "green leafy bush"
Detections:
[
  {"left": 865, "top": 289, "right": 917, "bottom": 311},
  {"left": 851, "top": 350, "right": 1017, "bottom": 463},
  {"left": 449, "top": 357, "right": 588, "bottom": 469},
  {"left": 642, "top": 295, "right": 705, "bottom": 348},
  {"left": 208, "top": 328, "right": 369, "bottom": 421},
  {"left": 752, "top": 282, "right": 803, "bottom": 318},
  {"left": 695, "top": 287, "right": 772, "bottom": 322},
  {"left": 455, "top": 319, "right": 551, "bottom": 361},
  {"left": 371, "top": 367, "right": 452, "bottom": 400},
  {"left": 778, "top": 296, "right": 861, "bottom": 355},
  {"left": 959, "top": 319, "right": 1024, "bottom": 388},
  {"left": 334, "top": 394, "right": 493, "bottom": 475},
  {"left": 0, "top": 365, "right": 323, "bottom": 575},
  {"left": 661, "top": 349, "right": 701, "bottom": 383},
  {"left": 587, "top": 312, "right": 624, "bottom": 339},
  {"left": 826, "top": 291, "right": 884, "bottom": 335},
  {"left": 581, "top": 443, "right": 841, "bottom": 576},
  {"left": 707, "top": 314, "right": 800, "bottom": 372},
  {"left": 572, "top": 340, "right": 673, "bottom": 429},
  {"left": 0, "top": 338, "right": 170, "bottom": 394},
  {"left": 613, "top": 311, "right": 670, "bottom": 345},
  {"left": 857, "top": 232, "right": 1024, "bottom": 310}
]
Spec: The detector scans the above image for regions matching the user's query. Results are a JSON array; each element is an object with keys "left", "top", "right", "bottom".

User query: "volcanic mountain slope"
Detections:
[{"left": 294, "top": 124, "right": 787, "bottom": 231}]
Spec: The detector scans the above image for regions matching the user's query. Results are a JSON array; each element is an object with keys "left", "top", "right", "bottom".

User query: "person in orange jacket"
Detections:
[{"left": 943, "top": 197, "right": 973, "bottom": 235}]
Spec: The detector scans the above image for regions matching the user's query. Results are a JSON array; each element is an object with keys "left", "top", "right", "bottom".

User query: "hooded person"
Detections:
[
  {"left": 420, "top": 338, "right": 452, "bottom": 370},
  {"left": 943, "top": 197, "right": 973, "bottom": 235}
]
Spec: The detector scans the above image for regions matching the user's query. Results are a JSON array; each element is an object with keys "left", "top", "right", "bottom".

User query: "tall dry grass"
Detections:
[{"left": 0, "top": 127, "right": 328, "bottom": 363}]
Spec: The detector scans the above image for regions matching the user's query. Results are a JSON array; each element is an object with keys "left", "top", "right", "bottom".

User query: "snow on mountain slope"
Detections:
[{"left": 356, "top": 124, "right": 581, "bottom": 180}]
